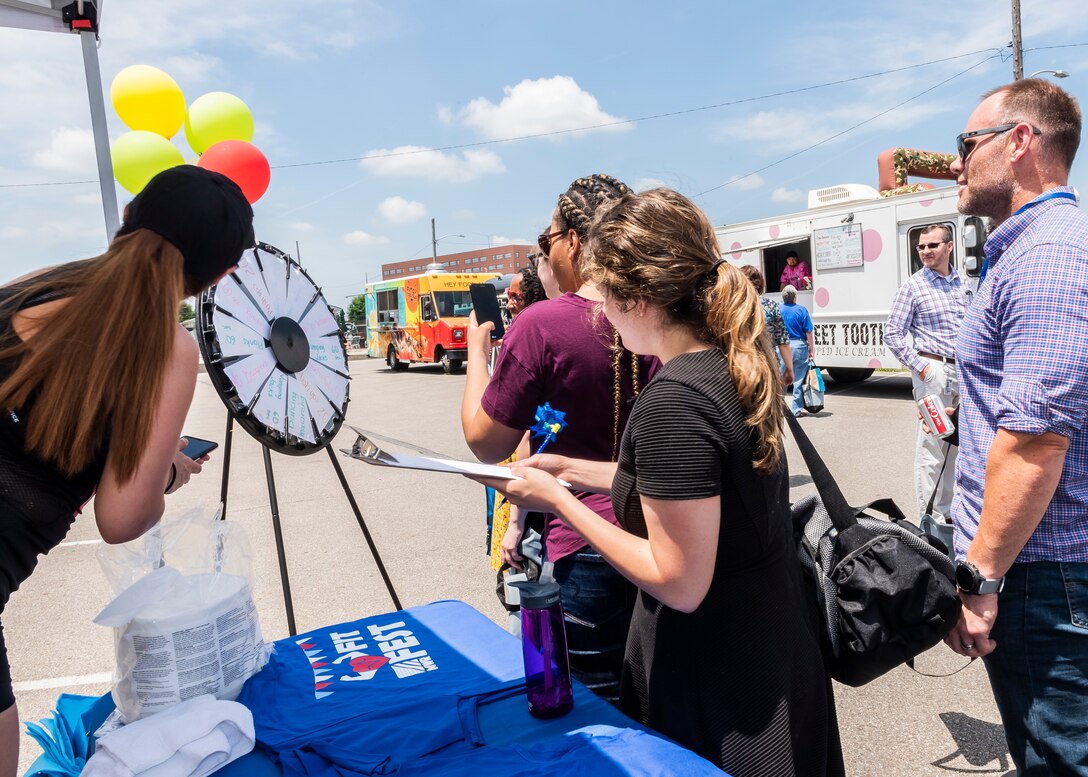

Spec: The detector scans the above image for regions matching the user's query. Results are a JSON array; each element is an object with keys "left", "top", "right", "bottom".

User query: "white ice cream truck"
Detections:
[{"left": 716, "top": 182, "right": 985, "bottom": 383}]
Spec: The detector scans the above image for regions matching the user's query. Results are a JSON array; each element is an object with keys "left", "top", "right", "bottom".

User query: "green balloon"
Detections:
[
  {"left": 111, "top": 131, "right": 185, "bottom": 194},
  {"left": 184, "top": 92, "right": 255, "bottom": 155}
]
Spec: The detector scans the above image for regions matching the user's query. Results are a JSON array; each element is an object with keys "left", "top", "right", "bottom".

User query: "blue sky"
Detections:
[{"left": 2, "top": 1, "right": 1087, "bottom": 307}]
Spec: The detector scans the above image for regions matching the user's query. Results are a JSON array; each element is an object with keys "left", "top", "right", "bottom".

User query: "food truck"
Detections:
[
  {"left": 364, "top": 270, "right": 501, "bottom": 373},
  {"left": 716, "top": 182, "right": 986, "bottom": 383}
]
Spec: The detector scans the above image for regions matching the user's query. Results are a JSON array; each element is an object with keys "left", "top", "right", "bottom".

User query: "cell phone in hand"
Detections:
[
  {"left": 181, "top": 435, "right": 219, "bottom": 459},
  {"left": 469, "top": 283, "right": 505, "bottom": 340}
]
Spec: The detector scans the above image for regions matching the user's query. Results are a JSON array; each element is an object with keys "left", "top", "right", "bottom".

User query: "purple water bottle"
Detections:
[{"left": 513, "top": 580, "right": 573, "bottom": 719}]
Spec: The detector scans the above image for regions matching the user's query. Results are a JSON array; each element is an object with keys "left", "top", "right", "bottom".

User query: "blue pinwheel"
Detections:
[{"left": 529, "top": 403, "right": 567, "bottom": 454}]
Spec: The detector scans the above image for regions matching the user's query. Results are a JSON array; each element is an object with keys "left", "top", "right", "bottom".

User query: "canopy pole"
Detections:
[{"left": 78, "top": 27, "right": 119, "bottom": 239}]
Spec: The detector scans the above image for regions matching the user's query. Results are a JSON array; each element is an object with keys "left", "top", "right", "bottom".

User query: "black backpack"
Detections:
[{"left": 787, "top": 414, "right": 962, "bottom": 687}]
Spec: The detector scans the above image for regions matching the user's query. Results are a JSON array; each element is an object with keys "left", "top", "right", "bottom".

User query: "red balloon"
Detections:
[{"left": 197, "top": 139, "right": 270, "bottom": 203}]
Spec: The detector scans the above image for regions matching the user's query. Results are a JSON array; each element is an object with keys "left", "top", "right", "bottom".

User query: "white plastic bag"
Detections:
[{"left": 94, "top": 507, "right": 270, "bottom": 722}]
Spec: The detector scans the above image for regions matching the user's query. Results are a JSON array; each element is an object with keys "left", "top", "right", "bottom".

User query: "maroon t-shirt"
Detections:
[{"left": 482, "top": 293, "right": 657, "bottom": 561}]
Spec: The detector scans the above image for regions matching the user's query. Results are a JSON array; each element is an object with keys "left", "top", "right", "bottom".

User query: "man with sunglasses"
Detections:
[
  {"left": 946, "top": 78, "right": 1088, "bottom": 775},
  {"left": 885, "top": 224, "right": 966, "bottom": 550}
]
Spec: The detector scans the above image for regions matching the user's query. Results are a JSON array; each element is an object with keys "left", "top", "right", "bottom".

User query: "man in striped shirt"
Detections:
[
  {"left": 884, "top": 224, "right": 967, "bottom": 546},
  {"left": 946, "top": 78, "right": 1088, "bottom": 775}
]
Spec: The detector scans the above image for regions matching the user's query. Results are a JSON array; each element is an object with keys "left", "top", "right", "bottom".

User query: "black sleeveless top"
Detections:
[{"left": 0, "top": 277, "right": 109, "bottom": 610}]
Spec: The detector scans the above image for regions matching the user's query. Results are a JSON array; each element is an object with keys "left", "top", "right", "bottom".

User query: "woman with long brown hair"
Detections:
[
  {"left": 474, "top": 188, "right": 844, "bottom": 775},
  {"left": 0, "top": 165, "right": 254, "bottom": 775},
  {"left": 461, "top": 174, "right": 656, "bottom": 704}
]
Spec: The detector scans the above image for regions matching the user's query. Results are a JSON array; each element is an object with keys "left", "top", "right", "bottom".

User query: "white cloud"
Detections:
[
  {"left": 728, "top": 173, "right": 764, "bottom": 191},
  {"left": 436, "top": 106, "right": 454, "bottom": 125},
  {"left": 290, "top": 222, "right": 314, "bottom": 231},
  {"left": 0, "top": 226, "right": 27, "bottom": 239},
  {"left": 32, "top": 128, "right": 96, "bottom": 172},
  {"left": 343, "top": 230, "right": 390, "bottom": 247},
  {"left": 263, "top": 41, "right": 302, "bottom": 60},
  {"left": 459, "top": 76, "right": 630, "bottom": 141},
  {"left": 634, "top": 177, "right": 666, "bottom": 192},
  {"left": 360, "top": 146, "right": 505, "bottom": 183},
  {"left": 161, "top": 53, "right": 222, "bottom": 85},
  {"left": 489, "top": 235, "right": 529, "bottom": 246},
  {"left": 772, "top": 187, "right": 805, "bottom": 203},
  {"left": 378, "top": 196, "right": 427, "bottom": 224}
]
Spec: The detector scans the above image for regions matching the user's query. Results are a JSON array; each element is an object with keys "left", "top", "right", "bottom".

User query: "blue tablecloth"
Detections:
[{"left": 28, "top": 600, "right": 720, "bottom": 776}]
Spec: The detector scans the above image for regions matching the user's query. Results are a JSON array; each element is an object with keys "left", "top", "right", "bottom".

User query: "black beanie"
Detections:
[{"left": 116, "top": 165, "right": 255, "bottom": 290}]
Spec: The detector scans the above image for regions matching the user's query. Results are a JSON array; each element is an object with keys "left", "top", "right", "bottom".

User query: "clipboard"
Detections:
[{"left": 340, "top": 426, "right": 522, "bottom": 480}]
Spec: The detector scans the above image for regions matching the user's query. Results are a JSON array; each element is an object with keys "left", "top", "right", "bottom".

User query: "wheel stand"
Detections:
[{"left": 216, "top": 411, "right": 402, "bottom": 636}]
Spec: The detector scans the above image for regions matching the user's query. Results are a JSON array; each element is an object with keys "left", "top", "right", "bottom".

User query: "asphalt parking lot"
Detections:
[{"left": 10, "top": 358, "right": 1011, "bottom": 775}]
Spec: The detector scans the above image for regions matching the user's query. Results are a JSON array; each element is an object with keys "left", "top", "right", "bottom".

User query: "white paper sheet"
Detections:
[
  {"left": 299, "top": 303, "right": 339, "bottom": 342},
  {"left": 341, "top": 427, "right": 522, "bottom": 480},
  {"left": 294, "top": 370, "right": 335, "bottom": 433},
  {"left": 299, "top": 361, "right": 348, "bottom": 408},
  {"left": 251, "top": 370, "right": 288, "bottom": 433},
  {"left": 223, "top": 348, "right": 277, "bottom": 406},
  {"left": 214, "top": 276, "right": 270, "bottom": 338},
  {"left": 233, "top": 252, "right": 276, "bottom": 321},
  {"left": 309, "top": 335, "right": 345, "bottom": 368},
  {"left": 259, "top": 248, "right": 289, "bottom": 312},
  {"left": 215, "top": 316, "right": 267, "bottom": 359},
  {"left": 283, "top": 266, "right": 318, "bottom": 322},
  {"left": 285, "top": 377, "right": 316, "bottom": 443}
]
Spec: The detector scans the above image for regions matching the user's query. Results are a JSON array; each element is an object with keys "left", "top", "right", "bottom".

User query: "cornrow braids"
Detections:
[
  {"left": 518, "top": 264, "right": 547, "bottom": 307},
  {"left": 556, "top": 174, "right": 632, "bottom": 238}
]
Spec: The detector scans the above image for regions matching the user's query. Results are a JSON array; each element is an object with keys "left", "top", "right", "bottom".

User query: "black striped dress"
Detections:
[{"left": 612, "top": 348, "right": 844, "bottom": 776}]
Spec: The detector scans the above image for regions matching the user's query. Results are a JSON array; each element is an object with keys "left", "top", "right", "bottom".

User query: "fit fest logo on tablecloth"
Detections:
[{"left": 296, "top": 619, "right": 439, "bottom": 699}]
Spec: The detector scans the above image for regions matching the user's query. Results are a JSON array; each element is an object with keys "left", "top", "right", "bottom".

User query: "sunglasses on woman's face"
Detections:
[
  {"left": 537, "top": 229, "right": 566, "bottom": 256},
  {"left": 507, "top": 291, "right": 522, "bottom": 302}
]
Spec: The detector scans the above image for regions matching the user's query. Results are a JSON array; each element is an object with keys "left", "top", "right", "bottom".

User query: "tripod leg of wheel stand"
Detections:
[
  {"left": 219, "top": 412, "right": 235, "bottom": 519},
  {"left": 263, "top": 445, "right": 298, "bottom": 636},
  {"left": 326, "top": 445, "right": 403, "bottom": 611}
]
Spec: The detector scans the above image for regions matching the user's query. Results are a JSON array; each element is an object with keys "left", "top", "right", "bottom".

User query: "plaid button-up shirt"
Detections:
[
  {"left": 953, "top": 187, "right": 1088, "bottom": 562},
  {"left": 885, "top": 265, "right": 968, "bottom": 374}
]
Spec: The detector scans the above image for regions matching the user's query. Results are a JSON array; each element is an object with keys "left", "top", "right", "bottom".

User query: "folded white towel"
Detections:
[{"left": 83, "top": 694, "right": 255, "bottom": 777}]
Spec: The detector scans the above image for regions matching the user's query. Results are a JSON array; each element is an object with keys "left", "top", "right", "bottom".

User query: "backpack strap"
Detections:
[{"left": 785, "top": 411, "right": 857, "bottom": 533}]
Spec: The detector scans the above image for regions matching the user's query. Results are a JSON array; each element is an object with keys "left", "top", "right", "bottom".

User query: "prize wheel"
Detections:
[{"left": 196, "top": 242, "right": 350, "bottom": 455}]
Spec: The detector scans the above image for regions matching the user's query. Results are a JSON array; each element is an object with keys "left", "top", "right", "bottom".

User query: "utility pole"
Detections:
[
  {"left": 1011, "top": 0, "right": 1024, "bottom": 80},
  {"left": 431, "top": 217, "right": 438, "bottom": 264}
]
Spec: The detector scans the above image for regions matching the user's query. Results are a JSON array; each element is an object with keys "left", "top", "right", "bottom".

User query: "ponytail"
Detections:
[
  {"left": 584, "top": 187, "right": 784, "bottom": 474},
  {"left": 701, "top": 263, "right": 784, "bottom": 473}
]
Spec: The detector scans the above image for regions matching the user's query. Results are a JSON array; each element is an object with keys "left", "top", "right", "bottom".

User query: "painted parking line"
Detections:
[
  {"left": 14, "top": 671, "right": 112, "bottom": 692},
  {"left": 57, "top": 539, "right": 102, "bottom": 548}
]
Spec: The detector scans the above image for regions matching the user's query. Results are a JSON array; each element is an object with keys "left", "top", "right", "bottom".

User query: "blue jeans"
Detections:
[
  {"left": 790, "top": 340, "right": 810, "bottom": 416},
  {"left": 551, "top": 549, "right": 635, "bottom": 706},
  {"left": 983, "top": 562, "right": 1088, "bottom": 775}
]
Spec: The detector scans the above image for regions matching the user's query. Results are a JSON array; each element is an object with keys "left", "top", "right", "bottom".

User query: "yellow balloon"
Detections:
[
  {"left": 111, "top": 65, "right": 186, "bottom": 138},
  {"left": 184, "top": 92, "right": 255, "bottom": 155},
  {"left": 111, "top": 131, "right": 184, "bottom": 194}
]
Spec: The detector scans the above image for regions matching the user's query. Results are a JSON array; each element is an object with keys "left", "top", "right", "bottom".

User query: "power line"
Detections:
[
  {"left": 691, "top": 52, "right": 1002, "bottom": 199},
  {"left": 0, "top": 47, "right": 1004, "bottom": 190}
]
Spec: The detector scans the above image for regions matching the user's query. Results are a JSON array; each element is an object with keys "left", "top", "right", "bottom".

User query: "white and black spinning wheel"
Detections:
[
  {"left": 197, "top": 241, "right": 349, "bottom": 454},
  {"left": 196, "top": 242, "right": 400, "bottom": 633}
]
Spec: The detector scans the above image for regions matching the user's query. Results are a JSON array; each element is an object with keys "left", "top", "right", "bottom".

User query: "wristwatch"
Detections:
[{"left": 955, "top": 560, "right": 1005, "bottom": 595}]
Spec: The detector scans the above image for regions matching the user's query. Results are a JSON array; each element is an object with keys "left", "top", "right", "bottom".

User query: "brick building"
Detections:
[{"left": 380, "top": 243, "right": 534, "bottom": 279}]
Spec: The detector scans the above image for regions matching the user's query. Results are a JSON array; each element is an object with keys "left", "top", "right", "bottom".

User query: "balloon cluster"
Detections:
[{"left": 109, "top": 65, "right": 270, "bottom": 203}]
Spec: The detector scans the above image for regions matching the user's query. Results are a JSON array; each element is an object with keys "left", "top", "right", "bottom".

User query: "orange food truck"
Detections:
[{"left": 364, "top": 270, "right": 502, "bottom": 373}]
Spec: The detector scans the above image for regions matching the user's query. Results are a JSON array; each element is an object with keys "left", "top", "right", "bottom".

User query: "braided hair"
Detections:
[
  {"left": 556, "top": 174, "right": 632, "bottom": 240},
  {"left": 554, "top": 174, "right": 640, "bottom": 459},
  {"left": 518, "top": 264, "right": 547, "bottom": 308}
]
